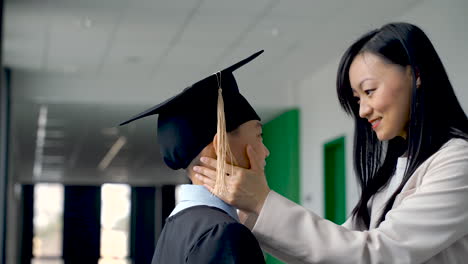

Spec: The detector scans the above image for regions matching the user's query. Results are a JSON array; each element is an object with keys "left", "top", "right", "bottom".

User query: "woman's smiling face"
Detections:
[{"left": 349, "top": 52, "right": 416, "bottom": 141}]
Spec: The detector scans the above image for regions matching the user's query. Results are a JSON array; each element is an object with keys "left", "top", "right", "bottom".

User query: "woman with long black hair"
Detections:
[{"left": 194, "top": 22, "right": 468, "bottom": 263}]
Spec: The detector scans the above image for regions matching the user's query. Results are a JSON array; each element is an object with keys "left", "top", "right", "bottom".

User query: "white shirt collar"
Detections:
[{"left": 169, "top": 184, "right": 239, "bottom": 221}]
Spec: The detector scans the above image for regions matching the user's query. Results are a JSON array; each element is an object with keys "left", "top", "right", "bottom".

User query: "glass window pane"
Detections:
[
  {"left": 98, "top": 259, "right": 131, "bottom": 264},
  {"left": 32, "top": 258, "right": 63, "bottom": 264},
  {"left": 33, "top": 184, "right": 64, "bottom": 257},
  {"left": 100, "top": 184, "right": 131, "bottom": 260}
]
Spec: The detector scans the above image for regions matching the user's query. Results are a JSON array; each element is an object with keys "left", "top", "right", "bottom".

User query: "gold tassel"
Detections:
[{"left": 213, "top": 74, "right": 234, "bottom": 196}]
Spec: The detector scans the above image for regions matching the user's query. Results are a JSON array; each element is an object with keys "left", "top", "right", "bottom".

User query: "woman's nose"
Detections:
[{"left": 359, "top": 101, "right": 372, "bottom": 119}]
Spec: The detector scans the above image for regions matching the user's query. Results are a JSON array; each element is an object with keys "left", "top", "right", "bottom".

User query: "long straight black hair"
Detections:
[{"left": 336, "top": 22, "right": 468, "bottom": 229}]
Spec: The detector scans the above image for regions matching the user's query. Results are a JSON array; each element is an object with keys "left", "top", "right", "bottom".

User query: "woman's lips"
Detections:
[{"left": 370, "top": 118, "right": 381, "bottom": 129}]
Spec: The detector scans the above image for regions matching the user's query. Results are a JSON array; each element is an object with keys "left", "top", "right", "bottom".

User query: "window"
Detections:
[
  {"left": 100, "top": 184, "right": 131, "bottom": 264},
  {"left": 32, "top": 183, "right": 64, "bottom": 264},
  {"left": 30, "top": 183, "right": 132, "bottom": 264}
]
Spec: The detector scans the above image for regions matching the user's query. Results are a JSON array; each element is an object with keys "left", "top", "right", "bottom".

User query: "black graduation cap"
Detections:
[{"left": 119, "top": 50, "right": 263, "bottom": 170}]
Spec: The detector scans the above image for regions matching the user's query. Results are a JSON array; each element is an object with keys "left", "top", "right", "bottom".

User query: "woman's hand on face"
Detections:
[{"left": 193, "top": 145, "right": 271, "bottom": 215}]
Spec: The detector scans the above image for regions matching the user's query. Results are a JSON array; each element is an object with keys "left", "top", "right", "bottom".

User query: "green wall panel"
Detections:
[
  {"left": 323, "top": 136, "right": 346, "bottom": 224},
  {"left": 262, "top": 109, "right": 300, "bottom": 264}
]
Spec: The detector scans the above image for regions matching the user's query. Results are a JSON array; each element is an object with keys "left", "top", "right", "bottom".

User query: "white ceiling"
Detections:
[{"left": 4, "top": 0, "right": 422, "bottom": 185}]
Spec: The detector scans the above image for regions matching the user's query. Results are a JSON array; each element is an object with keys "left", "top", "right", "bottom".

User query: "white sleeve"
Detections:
[{"left": 252, "top": 141, "right": 468, "bottom": 264}]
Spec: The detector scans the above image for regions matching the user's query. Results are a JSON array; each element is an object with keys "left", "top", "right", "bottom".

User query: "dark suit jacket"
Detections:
[{"left": 152, "top": 205, "right": 265, "bottom": 263}]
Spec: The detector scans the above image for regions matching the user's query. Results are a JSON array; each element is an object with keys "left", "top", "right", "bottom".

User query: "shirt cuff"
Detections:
[{"left": 251, "top": 190, "right": 277, "bottom": 233}]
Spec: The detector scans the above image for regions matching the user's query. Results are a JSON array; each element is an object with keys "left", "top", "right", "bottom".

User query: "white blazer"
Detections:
[{"left": 247, "top": 138, "right": 468, "bottom": 264}]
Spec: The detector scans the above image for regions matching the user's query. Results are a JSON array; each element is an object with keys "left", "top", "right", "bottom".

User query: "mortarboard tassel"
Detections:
[{"left": 214, "top": 73, "right": 234, "bottom": 196}]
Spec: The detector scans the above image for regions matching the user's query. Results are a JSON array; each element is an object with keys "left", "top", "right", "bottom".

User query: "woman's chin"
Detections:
[{"left": 375, "top": 132, "right": 390, "bottom": 141}]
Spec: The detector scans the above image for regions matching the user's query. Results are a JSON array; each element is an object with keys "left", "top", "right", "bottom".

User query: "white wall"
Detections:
[
  {"left": 297, "top": 0, "right": 468, "bottom": 217},
  {"left": 297, "top": 59, "right": 355, "bottom": 216}
]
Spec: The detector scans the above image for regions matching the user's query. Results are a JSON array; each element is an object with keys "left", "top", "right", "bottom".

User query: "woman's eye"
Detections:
[{"left": 365, "top": 89, "right": 376, "bottom": 95}]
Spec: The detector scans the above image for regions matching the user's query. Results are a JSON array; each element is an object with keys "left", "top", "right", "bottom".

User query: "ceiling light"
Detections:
[
  {"left": 34, "top": 105, "right": 48, "bottom": 178},
  {"left": 271, "top": 28, "right": 279, "bottom": 37},
  {"left": 38, "top": 106, "right": 48, "bottom": 128},
  {"left": 98, "top": 136, "right": 127, "bottom": 171},
  {"left": 83, "top": 17, "right": 93, "bottom": 28},
  {"left": 74, "top": 17, "right": 93, "bottom": 29}
]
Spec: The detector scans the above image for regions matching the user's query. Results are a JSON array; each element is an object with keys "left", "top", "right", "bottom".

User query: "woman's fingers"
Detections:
[
  {"left": 193, "top": 165, "right": 216, "bottom": 189},
  {"left": 246, "top": 145, "right": 263, "bottom": 171},
  {"left": 199, "top": 157, "right": 240, "bottom": 177},
  {"left": 195, "top": 173, "right": 216, "bottom": 187},
  {"left": 197, "top": 153, "right": 270, "bottom": 213},
  {"left": 193, "top": 164, "right": 217, "bottom": 180},
  {"left": 198, "top": 157, "right": 217, "bottom": 170}
]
